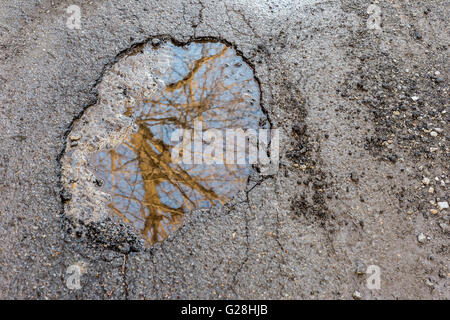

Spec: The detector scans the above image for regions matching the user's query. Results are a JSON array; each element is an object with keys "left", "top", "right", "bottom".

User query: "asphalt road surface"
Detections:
[{"left": 0, "top": 0, "right": 448, "bottom": 299}]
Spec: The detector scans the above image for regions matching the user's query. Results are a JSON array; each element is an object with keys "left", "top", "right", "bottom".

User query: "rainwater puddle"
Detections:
[{"left": 62, "top": 40, "right": 267, "bottom": 244}]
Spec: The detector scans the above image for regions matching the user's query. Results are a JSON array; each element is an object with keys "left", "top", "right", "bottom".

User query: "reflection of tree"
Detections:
[{"left": 92, "top": 42, "right": 261, "bottom": 244}]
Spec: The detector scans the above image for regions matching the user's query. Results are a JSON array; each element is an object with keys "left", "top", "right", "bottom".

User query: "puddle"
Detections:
[{"left": 62, "top": 40, "right": 267, "bottom": 244}]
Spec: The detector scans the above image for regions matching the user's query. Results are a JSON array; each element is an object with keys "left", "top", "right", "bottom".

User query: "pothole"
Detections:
[{"left": 61, "top": 39, "right": 269, "bottom": 246}]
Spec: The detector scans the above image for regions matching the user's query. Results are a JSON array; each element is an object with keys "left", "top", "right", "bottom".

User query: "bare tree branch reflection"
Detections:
[{"left": 90, "top": 42, "right": 262, "bottom": 244}]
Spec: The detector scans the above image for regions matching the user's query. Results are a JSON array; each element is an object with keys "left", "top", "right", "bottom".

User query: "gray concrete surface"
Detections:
[{"left": 0, "top": 0, "right": 448, "bottom": 299}]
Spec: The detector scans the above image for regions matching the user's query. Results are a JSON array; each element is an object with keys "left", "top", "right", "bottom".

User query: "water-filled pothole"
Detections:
[{"left": 61, "top": 39, "right": 268, "bottom": 245}]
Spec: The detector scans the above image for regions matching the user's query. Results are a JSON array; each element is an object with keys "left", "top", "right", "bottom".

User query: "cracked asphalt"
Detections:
[{"left": 0, "top": 0, "right": 449, "bottom": 299}]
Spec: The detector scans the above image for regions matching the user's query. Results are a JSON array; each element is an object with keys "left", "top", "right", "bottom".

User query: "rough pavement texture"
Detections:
[{"left": 0, "top": 0, "right": 448, "bottom": 299}]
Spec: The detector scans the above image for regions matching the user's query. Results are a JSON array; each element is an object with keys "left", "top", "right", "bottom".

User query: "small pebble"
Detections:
[
  {"left": 422, "top": 177, "right": 430, "bottom": 185},
  {"left": 414, "top": 31, "right": 422, "bottom": 40},
  {"left": 152, "top": 38, "right": 161, "bottom": 46},
  {"left": 425, "top": 279, "right": 435, "bottom": 288},
  {"left": 352, "top": 291, "right": 362, "bottom": 300},
  {"left": 438, "top": 201, "right": 449, "bottom": 210},
  {"left": 69, "top": 134, "right": 81, "bottom": 141},
  {"left": 354, "top": 259, "right": 367, "bottom": 275},
  {"left": 417, "top": 233, "right": 426, "bottom": 243},
  {"left": 430, "top": 131, "right": 438, "bottom": 137},
  {"left": 351, "top": 172, "right": 359, "bottom": 183}
]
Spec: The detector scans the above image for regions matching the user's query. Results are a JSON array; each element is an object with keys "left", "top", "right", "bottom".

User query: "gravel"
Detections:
[
  {"left": 0, "top": 0, "right": 448, "bottom": 300},
  {"left": 417, "top": 233, "right": 427, "bottom": 244}
]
